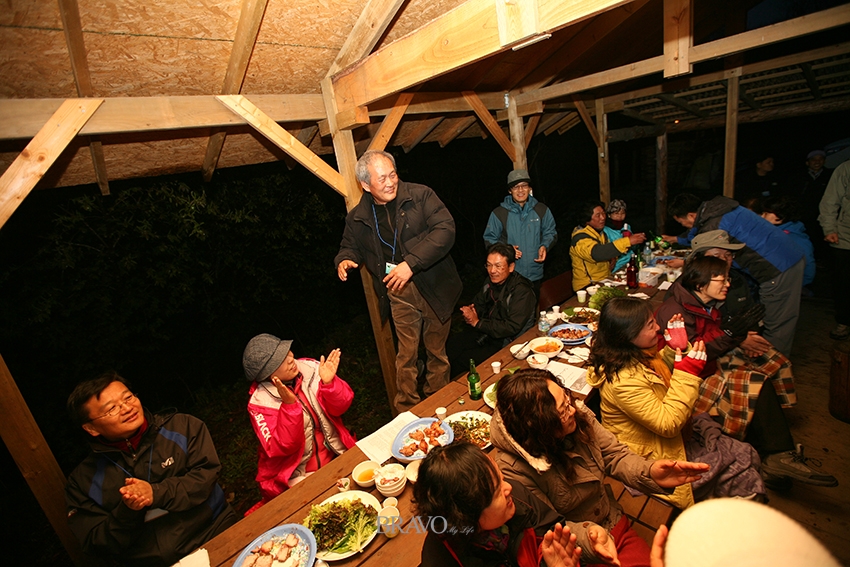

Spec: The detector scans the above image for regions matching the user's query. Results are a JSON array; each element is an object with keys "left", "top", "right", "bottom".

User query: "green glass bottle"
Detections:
[{"left": 467, "top": 359, "right": 482, "bottom": 400}]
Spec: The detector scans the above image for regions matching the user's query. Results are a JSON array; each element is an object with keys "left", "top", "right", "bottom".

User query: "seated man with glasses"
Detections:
[
  {"left": 65, "top": 371, "right": 236, "bottom": 566},
  {"left": 446, "top": 243, "right": 537, "bottom": 377},
  {"left": 484, "top": 169, "right": 557, "bottom": 296}
]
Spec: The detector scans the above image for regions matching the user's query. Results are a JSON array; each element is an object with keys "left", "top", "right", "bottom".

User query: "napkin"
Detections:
[{"left": 628, "top": 292, "right": 651, "bottom": 299}]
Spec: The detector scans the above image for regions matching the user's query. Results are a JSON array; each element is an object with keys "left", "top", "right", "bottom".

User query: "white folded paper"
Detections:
[
  {"left": 546, "top": 360, "right": 592, "bottom": 396},
  {"left": 355, "top": 411, "right": 419, "bottom": 464},
  {"left": 172, "top": 548, "right": 209, "bottom": 567}
]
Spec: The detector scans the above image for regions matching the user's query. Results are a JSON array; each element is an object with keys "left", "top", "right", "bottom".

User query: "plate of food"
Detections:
[
  {"left": 303, "top": 490, "right": 381, "bottom": 561},
  {"left": 549, "top": 323, "right": 593, "bottom": 346},
  {"left": 483, "top": 382, "right": 497, "bottom": 409},
  {"left": 561, "top": 307, "right": 600, "bottom": 331},
  {"left": 391, "top": 417, "right": 453, "bottom": 463},
  {"left": 444, "top": 411, "right": 492, "bottom": 449},
  {"left": 234, "top": 523, "right": 316, "bottom": 567}
]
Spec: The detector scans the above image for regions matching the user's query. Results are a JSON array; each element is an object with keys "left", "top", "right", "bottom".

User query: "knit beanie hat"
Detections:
[
  {"left": 606, "top": 199, "right": 627, "bottom": 215},
  {"left": 663, "top": 498, "right": 840, "bottom": 567},
  {"left": 242, "top": 333, "right": 292, "bottom": 382}
]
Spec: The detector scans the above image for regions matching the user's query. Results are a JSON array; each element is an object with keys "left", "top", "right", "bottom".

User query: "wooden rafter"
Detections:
[
  {"left": 663, "top": 0, "right": 693, "bottom": 78},
  {"left": 202, "top": 0, "right": 269, "bottom": 182},
  {"left": 215, "top": 95, "right": 344, "bottom": 195},
  {"left": 367, "top": 93, "right": 415, "bottom": 152},
  {"left": 799, "top": 63, "right": 822, "bottom": 100},
  {"left": 524, "top": 114, "right": 542, "bottom": 147},
  {"left": 327, "top": 0, "right": 406, "bottom": 77},
  {"left": 463, "top": 91, "right": 516, "bottom": 161},
  {"left": 57, "top": 0, "right": 109, "bottom": 196},
  {"left": 572, "top": 96, "right": 601, "bottom": 147},
  {"left": 544, "top": 113, "right": 578, "bottom": 136},
  {"left": 0, "top": 99, "right": 102, "bottom": 229},
  {"left": 331, "top": 0, "right": 636, "bottom": 117},
  {"left": 436, "top": 115, "right": 478, "bottom": 147},
  {"left": 656, "top": 93, "right": 709, "bottom": 118},
  {"left": 401, "top": 116, "right": 444, "bottom": 153}
]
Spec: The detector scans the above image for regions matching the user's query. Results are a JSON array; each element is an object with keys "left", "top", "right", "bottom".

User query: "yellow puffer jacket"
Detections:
[
  {"left": 586, "top": 347, "right": 702, "bottom": 509},
  {"left": 569, "top": 224, "right": 631, "bottom": 291}
]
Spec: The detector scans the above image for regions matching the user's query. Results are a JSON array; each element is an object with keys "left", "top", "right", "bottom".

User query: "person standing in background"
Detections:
[{"left": 819, "top": 160, "right": 850, "bottom": 340}]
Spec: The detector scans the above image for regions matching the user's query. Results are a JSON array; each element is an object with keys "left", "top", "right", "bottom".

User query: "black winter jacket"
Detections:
[{"left": 472, "top": 271, "right": 537, "bottom": 345}]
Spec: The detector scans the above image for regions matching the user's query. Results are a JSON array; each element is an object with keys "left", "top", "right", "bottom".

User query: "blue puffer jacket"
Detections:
[
  {"left": 677, "top": 196, "right": 804, "bottom": 283},
  {"left": 779, "top": 221, "right": 815, "bottom": 286},
  {"left": 483, "top": 194, "right": 557, "bottom": 282}
]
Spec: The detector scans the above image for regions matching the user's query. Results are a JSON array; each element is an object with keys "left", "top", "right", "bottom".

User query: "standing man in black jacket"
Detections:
[
  {"left": 335, "top": 150, "right": 462, "bottom": 412},
  {"left": 446, "top": 242, "right": 537, "bottom": 377},
  {"left": 65, "top": 372, "right": 236, "bottom": 567}
]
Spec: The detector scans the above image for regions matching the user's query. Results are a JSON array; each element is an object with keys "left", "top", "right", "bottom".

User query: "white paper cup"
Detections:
[
  {"left": 490, "top": 361, "right": 501, "bottom": 374},
  {"left": 378, "top": 506, "right": 401, "bottom": 538},
  {"left": 435, "top": 406, "right": 447, "bottom": 420},
  {"left": 551, "top": 305, "right": 560, "bottom": 314},
  {"left": 576, "top": 290, "right": 588, "bottom": 303}
]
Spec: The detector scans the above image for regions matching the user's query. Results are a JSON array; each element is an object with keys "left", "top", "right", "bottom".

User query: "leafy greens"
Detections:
[{"left": 303, "top": 498, "right": 378, "bottom": 555}]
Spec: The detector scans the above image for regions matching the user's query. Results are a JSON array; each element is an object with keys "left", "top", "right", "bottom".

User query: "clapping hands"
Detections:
[
  {"left": 663, "top": 314, "right": 689, "bottom": 350},
  {"left": 541, "top": 523, "right": 582, "bottom": 567}
]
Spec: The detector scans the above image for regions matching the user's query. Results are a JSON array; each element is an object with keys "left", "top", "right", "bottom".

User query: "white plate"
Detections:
[
  {"left": 483, "top": 383, "right": 497, "bottom": 409},
  {"left": 444, "top": 411, "right": 492, "bottom": 449},
  {"left": 233, "top": 524, "right": 316, "bottom": 567},
  {"left": 311, "top": 490, "right": 382, "bottom": 561}
]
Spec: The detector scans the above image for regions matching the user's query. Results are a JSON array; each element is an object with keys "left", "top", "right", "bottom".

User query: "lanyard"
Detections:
[{"left": 372, "top": 203, "right": 397, "bottom": 262}]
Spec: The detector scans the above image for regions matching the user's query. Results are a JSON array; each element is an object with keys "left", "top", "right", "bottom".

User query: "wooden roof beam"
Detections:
[
  {"left": 330, "top": 0, "right": 637, "bottom": 118},
  {"left": 401, "top": 117, "right": 444, "bottom": 153},
  {"left": 58, "top": 0, "right": 109, "bottom": 196},
  {"left": 572, "top": 96, "right": 601, "bottom": 147},
  {"left": 524, "top": 114, "right": 542, "bottom": 147},
  {"left": 656, "top": 93, "right": 709, "bottom": 118},
  {"left": 799, "top": 63, "right": 822, "bottom": 100},
  {"left": 543, "top": 113, "right": 579, "bottom": 136},
  {"left": 463, "top": 91, "right": 516, "bottom": 162},
  {"left": 202, "top": 0, "right": 269, "bottom": 182},
  {"left": 663, "top": 0, "right": 693, "bottom": 78},
  {"left": 436, "top": 115, "right": 478, "bottom": 148},
  {"left": 367, "top": 92, "right": 415, "bottom": 152},
  {"left": 215, "top": 95, "right": 344, "bottom": 195},
  {"left": 0, "top": 99, "right": 103, "bottom": 229},
  {"left": 327, "top": 0, "right": 406, "bottom": 77}
]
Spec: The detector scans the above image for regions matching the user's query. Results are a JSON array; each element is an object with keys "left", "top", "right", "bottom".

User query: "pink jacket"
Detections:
[{"left": 247, "top": 358, "right": 356, "bottom": 500}]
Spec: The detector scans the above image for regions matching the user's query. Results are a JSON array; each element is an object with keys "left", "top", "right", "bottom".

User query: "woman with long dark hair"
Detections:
[
  {"left": 656, "top": 255, "right": 837, "bottom": 490},
  {"left": 414, "top": 442, "right": 581, "bottom": 567},
  {"left": 490, "top": 369, "right": 707, "bottom": 567},
  {"left": 586, "top": 296, "right": 766, "bottom": 508}
]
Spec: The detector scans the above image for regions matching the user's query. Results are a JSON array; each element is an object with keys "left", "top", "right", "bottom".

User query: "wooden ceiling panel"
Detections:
[
  {"left": 0, "top": 29, "right": 77, "bottom": 98},
  {"left": 78, "top": 0, "right": 241, "bottom": 40},
  {"left": 381, "top": 0, "right": 467, "bottom": 44},
  {"left": 85, "top": 34, "right": 232, "bottom": 96},
  {"left": 0, "top": 0, "right": 63, "bottom": 28},
  {"left": 258, "top": 0, "right": 362, "bottom": 49},
  {"left": 242, "top": 44, "right": 337, "bottom": 94}
]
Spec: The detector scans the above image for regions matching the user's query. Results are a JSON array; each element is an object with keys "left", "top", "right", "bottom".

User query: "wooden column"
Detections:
[
  {"left": 663, "top": 0, "right": 693, "bottom": 78},
  {"left": 723, "top": 75, "right": 739, "bottom": 198},
  {"left": 595, "top": 98, "right": 610, "bottom": 204},
  {"left": 656, "top": 132, "right": 668, "bottom": 236},
  {"left": 0, "top": 355, "right": 85, "bottom": 564},
  {"left": 507, "top": 93, "right": 527, "bottom": 169},
  {"left": 321, "top": 77, "right": 398, "bottom": 411}
]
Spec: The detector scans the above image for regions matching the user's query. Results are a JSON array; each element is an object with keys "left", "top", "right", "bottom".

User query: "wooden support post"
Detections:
[
  {"left": 596, "top": 98, "right": 610, "bottom": 204},
  {"left": 321, "top": 77, "right": 398, "bottom": 411},
  {"left": 656, "top": 132, "right": 668, "bottom": 236},
  {"left": 507, "top": 94, "right": 527, "bottom": 169},
  {"left": 723, "top": 76, "right": 739, "bottom": 198},
  {"left": 0, "top": 355, "right": 85, "bottom": 564},
  {"left": 0, "top": 98, "right": 102, "bottom": 229},
  {"left": 663, "top": 0, "right": 693, "bottom": 78}
]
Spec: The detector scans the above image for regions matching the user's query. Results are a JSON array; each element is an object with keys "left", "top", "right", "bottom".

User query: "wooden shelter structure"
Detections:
[{"left": 2, "top": 1, "right": 850, "bottom": 562}]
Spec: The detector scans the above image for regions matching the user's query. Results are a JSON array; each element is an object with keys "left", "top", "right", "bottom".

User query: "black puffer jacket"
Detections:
[
  {"left": 65, "top": 410, "right": 236, "bottom": 567},
  {"left": 472, "top": 271, "right": 537, "bottom": 345},
  {"left": 334, "top": 181, "right": 462, "bottom": 322}
]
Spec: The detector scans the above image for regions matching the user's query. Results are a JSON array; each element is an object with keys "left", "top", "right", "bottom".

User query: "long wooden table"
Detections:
[{"left": 205, "top": 285, "right": 666, "bottom": 567}]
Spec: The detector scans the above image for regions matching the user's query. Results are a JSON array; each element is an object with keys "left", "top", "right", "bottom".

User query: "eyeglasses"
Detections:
[
  {"left": 511, "top": 183, "right": 531, "bottom": 191},
  {"left": 90, "top": 393, "right": 136, "bottom": 421},
  {"left": 557, "top": 393, "right": 573, "bottom": 420},
  {"left": 710, "top": 276, "right": 732, "bottom": 285}
]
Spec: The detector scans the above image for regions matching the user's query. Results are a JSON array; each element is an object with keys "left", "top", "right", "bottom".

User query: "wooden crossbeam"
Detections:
[
  {"left": 656, "top": 93, "right": 709, "bottom": 118},
  {"left": 544, "top": 113, "right": 578, "bottom": 136},
  {"left": 621, "top": 108, "right": 664, "bottom": 125},
  {"left": 738, "top": 83, "right": 761, "bottom": 110},
  {"left": 202, "top": 0, "right": 269, "bottom": 182},
  {"left": 331, "top": 0, "right": 635, "bottom": 115},
  {"left": 663, "top": 0, "right": 693, "bottom": 78},
  {"left": 463, "top": 91, "right": 516, "bottom": 161},
  {"left": 401, "top": 117, "right": 444, "bottom": 153},
  {"left": 58, "top": 0, "right": 109, "bottom": 196},
  {"left": 572, "top": 96, "right": 601, "bottom": 147},
  {"left": 216, "top": 95, "right": 344, "bottom": 195},
  {"left": 436, "top": 115, "right": 477, "bottom": 148},
  {"left": 0, "top": 98, "right": 102, "bottom": 229},
  {"left": 368, "top": 93, "right": 414, "bottom": 152}
]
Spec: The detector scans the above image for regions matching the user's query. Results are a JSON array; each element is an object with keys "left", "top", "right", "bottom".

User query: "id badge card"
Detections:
[{"left": 385, "top": 262, "right": 397, "bottom": 275}]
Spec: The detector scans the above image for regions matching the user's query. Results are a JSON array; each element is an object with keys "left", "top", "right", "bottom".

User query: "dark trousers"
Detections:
[
  {"left": 833, "top": 247, "right": 850, "bottom": 326},
  {"left": 446, "top": 328, "right": 502, "bottom": 379},
  {"left": 744, "top": 380, "right": 795, "bottom": 456}
]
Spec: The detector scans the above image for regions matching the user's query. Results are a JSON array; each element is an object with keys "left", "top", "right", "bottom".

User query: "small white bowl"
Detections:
[
  {"left": 510, "top": 343, "right": 530, "bottom": 360},
  {"left": 377, "top": 476, "right": 408, "bottom": 497},
  {"left": 527, "top": 353, "right": 549, "bottom": 370},
  {"left": 586, "top": 285, "right": 600, "bottom": 296},
  {"left": 405, "top": 460, "right": 421, "bottom": 483},
  {"left": 528, "top": 337, "right": 563, "bottom": 358},
  {"left": 352, "top": 460, "right": 379, "bottom": 488}
]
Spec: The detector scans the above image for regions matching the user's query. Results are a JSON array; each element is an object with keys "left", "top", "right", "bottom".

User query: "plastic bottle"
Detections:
[
  {"left": 626, "top": 256, "right": 638, "bottom": 289},
  {"left": 642, "top": 243, "right": 653, "bottom": 266},
  {"left": 467, "top": 359, "right": 482, "bottom": 400},
  {"left": 537, "top": 311, "right": 550, "bottom": 334}
]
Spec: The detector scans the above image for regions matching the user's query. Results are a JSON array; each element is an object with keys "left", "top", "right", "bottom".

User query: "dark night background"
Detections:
[{"left": 1, "top": 0, "right": 848, "bottom": 557}]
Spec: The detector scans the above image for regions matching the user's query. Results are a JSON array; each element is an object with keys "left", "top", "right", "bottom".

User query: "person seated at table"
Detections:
[
  {"left": 446, "top": 243, "right": 537, "bottom": 377},
  {"left": 570, "top": 200, "right": 646, "bottom": 291},
  {"left": 242, "top": 333, "right": 356, "bottom": 503},
  {"left": 760, "top": 195, "right": 816, "bottom": 289},
  {"left": 490, "top": 368, "right": 709, "bottom": 567},
  {"left": 602, "top": 199, "right": 635, "bottom": 273},
  {"left": 586, "top": 297, "right": 766, "bottom": 508},
  {"left": 656, "top": 256, "right": 837, "bottom": 490},
  {"left": 414, "top": 441, "right": 581, "bottom": 567},
  {"left": 65, "top": 372, "right": 237, "bottom": 567}
]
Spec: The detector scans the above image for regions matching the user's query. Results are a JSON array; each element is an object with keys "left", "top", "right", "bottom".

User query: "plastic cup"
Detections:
[
  {"left": 435, "top": 406, "right": 447, "bottom": 420},
  {"left": 576, "top": 290, "right": 587, "bottom": 303},
  {"left": 491, "top": 361, "right": 501, "bottom": 374},
  {"left": 378, "top": 506, "right": 401, "bottom": 538},
  {"left": 551, "top": 305, "right": 560, "bottom": 315}
]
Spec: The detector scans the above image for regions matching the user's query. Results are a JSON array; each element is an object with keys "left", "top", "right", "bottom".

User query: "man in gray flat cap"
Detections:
[
  {"left": 483, "top": 169, "right": 557, "bottom": 296},
  {"left": 243, "top": 334, "right": 355, "bottom": 502}
]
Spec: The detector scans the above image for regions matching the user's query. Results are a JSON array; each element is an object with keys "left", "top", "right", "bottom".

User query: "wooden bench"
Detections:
[
  {"left": 538, "top": 270, "right": 574, "bottom": 312},
  {"left": 603, "top": 477, "right": 676, "bottom": 546}
]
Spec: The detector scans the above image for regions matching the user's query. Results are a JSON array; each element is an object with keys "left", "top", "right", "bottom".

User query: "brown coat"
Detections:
[{"left": 490, "top": 402, "right": 670, "bottom": 564}]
